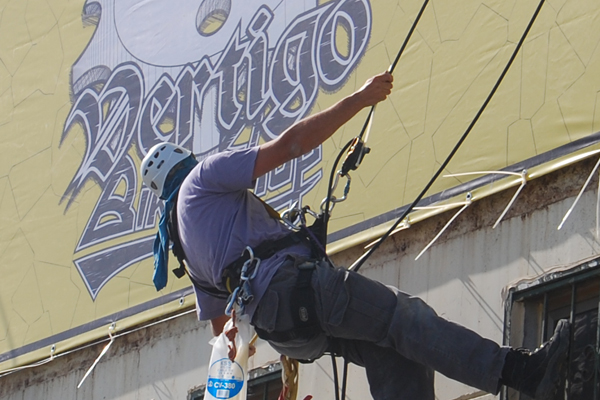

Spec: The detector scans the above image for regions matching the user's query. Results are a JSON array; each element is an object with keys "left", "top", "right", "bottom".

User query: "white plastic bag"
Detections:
[{"left": 204, "top": 314, "right": 254, "bottom": 400}]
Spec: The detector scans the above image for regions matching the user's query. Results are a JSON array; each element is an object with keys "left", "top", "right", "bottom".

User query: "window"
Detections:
[
  {"left": 504, "top": 258, "right": 600, "bottom": 399},
  {"left": 189, "top": 362, "right": 283, "bottom": 400}
]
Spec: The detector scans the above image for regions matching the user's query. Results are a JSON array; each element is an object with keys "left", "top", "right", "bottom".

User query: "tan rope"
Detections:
[{"left": 278, "top": 355, "right": 299, "bottom": 400}]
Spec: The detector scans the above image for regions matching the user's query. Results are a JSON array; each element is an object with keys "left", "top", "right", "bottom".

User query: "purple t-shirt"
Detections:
[{"left": 177, "top": 147, "right": 311, "bottom": 320}]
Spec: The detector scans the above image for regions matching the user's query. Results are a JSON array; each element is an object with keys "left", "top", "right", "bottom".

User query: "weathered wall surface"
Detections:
[{"left": 1, "top": 158, "right": 598, "bottom": 400}]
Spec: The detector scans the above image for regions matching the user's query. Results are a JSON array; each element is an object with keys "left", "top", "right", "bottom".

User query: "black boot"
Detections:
[{"left": 501, "top": 319, "right": 570, "bottom": 399}]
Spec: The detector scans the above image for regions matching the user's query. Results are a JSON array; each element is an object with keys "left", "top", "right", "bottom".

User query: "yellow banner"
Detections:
[{"left": 2, "top": 0, "right": 600, "bottom": 369}]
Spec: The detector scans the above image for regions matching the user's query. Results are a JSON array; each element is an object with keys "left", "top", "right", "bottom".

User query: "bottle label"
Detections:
[{"left": 206, "top": 358, "right": 245, "bottom": 399}]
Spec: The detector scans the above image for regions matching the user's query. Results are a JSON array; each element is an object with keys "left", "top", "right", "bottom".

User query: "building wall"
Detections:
[{"left": 1, "top": 158, "right": 598, "bottom": 400}]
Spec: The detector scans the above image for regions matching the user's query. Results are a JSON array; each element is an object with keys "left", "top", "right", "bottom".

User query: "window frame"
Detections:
[{"left": 503, "top": 257, "right": 600, "bottom": 400}]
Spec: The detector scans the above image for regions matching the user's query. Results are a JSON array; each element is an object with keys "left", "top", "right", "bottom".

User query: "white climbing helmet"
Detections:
[{"left": 141, "top": 142, "right": 193, "bottom": 199}]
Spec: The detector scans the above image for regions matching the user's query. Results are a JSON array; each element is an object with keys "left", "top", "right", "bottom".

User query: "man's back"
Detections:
[{"left": 177, "top": 147, "right": 310, "bottom": 320}]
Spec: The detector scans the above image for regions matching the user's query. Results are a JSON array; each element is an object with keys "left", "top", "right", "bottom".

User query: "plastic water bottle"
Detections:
[{"left": 204, "top": 315, "right": 253, "bottom": 400}]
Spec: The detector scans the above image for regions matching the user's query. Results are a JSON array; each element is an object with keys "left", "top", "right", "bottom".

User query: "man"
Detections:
[{"left": 141, "top": 72, "right": 570, "bottom": 399}]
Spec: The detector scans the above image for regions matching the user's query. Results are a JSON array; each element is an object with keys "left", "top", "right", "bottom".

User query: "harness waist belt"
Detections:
[{"left": 221, "top": 231, "right": 306, "bottom": 292}]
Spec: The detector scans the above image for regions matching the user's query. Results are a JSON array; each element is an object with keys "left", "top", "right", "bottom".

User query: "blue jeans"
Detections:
[{"left": 251, "top": 258, "right": 508, "bottom": 399}]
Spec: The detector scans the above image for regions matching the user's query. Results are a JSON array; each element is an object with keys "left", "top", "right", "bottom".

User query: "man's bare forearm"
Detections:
[
  {"left": 253, "top": 72, "right": 393, "bottom": 179},
  {"left": 277, "top": 93, "right": 366, "bottom": 160}
]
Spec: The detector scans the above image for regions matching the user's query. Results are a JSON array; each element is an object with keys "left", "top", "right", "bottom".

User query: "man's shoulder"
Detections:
[{"left": 182, "top": 147, "right": 260, "bottom": 194}]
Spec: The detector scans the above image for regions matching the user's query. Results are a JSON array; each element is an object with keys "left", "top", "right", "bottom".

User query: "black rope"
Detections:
[
  {"left": 331, "top": 354, "right": 341, "bottom": 400},
  {"left": 321, "top": 0, "right": 431, "bottom": 245},
  {"left": 321, "top": 5, "right": 431, "bottom": 400},
  {"left": 341, "top": 360, "right": 349, "bottom": 399},
  {"left": 329, "top": 352, "right": 349, "bottom": 400},
  {"left": 357, "top": 0, "right": 430, "bottom": 142},
  {"left": 324, "top": 3, "right": 546, "bottom": 400},
  {"left": 325, "top": 4, "right": 431, "bottom": 400},
  {"left": 349, "top": 0, "right": 547, "bottom": 272}
]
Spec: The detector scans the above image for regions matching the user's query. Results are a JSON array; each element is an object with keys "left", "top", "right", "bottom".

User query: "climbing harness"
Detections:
[
  {"left": 225, "top": 247, "right": 261, "bottom": 316},
  {"left": 222, "top": 228, "right": 328, "bottom": 319}
]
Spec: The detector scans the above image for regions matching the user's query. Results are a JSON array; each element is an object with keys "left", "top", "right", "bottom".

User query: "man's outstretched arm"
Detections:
[{"left": 253, "top": 72, "right": 393, "bottom": 180}]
